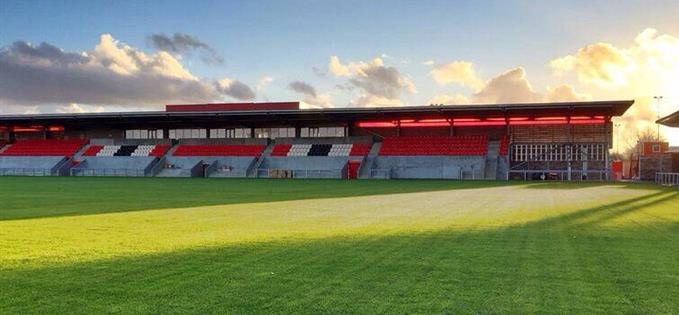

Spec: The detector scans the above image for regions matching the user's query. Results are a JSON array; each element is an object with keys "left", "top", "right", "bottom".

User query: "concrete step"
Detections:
[
  {"left": 358, "top": 142, "right": 381, "bottom": 178},
  {"left": 0, "top": 144, "right": 10, "bottom": 154}
]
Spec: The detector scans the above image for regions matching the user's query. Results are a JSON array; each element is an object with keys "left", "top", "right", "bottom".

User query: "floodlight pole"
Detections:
[
  {"left": 614, "top": 122, "right": 621, "bottom": 155},
  {"left": 653, "top": 96, "right": 663, "bottom": 140}
]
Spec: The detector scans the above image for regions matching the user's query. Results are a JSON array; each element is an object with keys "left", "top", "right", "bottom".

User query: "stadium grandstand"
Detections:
[{"left": 0, "top": 100, "right": 633, "bottom": 180}]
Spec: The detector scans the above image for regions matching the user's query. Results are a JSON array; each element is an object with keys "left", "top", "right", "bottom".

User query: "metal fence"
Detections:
[
  {"left": 0, "top": 168, "right": 54, "bottom": 176},
  {"left": 508, "top": 169, "right": 608, "bottom": 181},
  {"left": 208, "top": 169, "right": 248, "bottom": 178},
  {"left": 256, "top": 168, "right": 343, "bottom": 179},
  {"left": 369, "top": 168, "right": 392, "bottom": 179},
  {"left": 656, "top": 172, "right": 679, "bottom": 186},
  {"left": 70, "top": 168, "right": 147, "bottom": 177}
]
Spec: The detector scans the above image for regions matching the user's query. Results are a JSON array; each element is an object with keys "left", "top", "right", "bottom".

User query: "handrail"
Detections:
[
  {"left": 189, "top": 160, "right": 205, "bottom": 178},
  {"left": 147, "top": 156, "right": 167, "bottom": 176},
  {"left": 656, "top": 172, "right": 679, "bottom": 186},
  {"left": 508, "top": 169, "right": 608, "bottom": 181},
  {"left": 70, "top": 168, "right": 147, "bottom": 177},
  {"left": 245, "top": 156, "right": 260, "bottom": 177},
  {"left": 256, "top": 168, "right": 343, "bottom": 179},
  {"left": 51, "top": 157, "right": 72, "bottom": 176},
  {"left": 0, "top": 168, "right": 53, "bottom": 176},
  {"left": 204, "top": 160, "right": 220, "bottom": 177}
]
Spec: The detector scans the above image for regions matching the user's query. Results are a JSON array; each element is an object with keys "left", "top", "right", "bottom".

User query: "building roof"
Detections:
[
  {"left": 0, "top": 100, "right": 634, "bottom": 129},
  {"left": 657, "top": 110, "right": 679, "bottom": 127}
]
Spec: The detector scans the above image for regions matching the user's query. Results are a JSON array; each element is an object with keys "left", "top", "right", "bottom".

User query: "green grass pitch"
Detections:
[{"left": 1, "top": 177, "right": 678, "bottom": 314}]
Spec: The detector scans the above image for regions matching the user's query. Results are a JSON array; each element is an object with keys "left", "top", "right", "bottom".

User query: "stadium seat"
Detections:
[
  {"left": 349, "top": 143, "right": 371, "bottom": 156},
  {"left": 172, "top": 144, "right": 265, "bottom": 156},
  {"left": 149, "top": 144, "right": 170, "bottom": 157},
  {"left": 81, "top": 144, "right": 104, "bottom": 156},
  {"left": 270, "top": 144, "right": 292, "bottom": 156},
  {"left": 498, "top": 135, "right": 509, "bottom": 156},
  {"left": 85, "top": 144, "right": 170, "bottom": 157},
  {"left": 378, "top": 136, "right": 488, "bottom": 156},
  {"left": 274, "top": 143, "right": 366, "bottom": 157},
  {"left": 0, "top": 139, "right": 87, "bottom": 157}
]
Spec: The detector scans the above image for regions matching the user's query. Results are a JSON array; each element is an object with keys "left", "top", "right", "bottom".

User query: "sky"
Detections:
[{"left": 1, "top": 0, "right": 678, "bottom": 146}]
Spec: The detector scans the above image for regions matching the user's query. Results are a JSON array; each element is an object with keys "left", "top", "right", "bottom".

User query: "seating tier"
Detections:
[
  {"left": 271, "top": 143, "right": 371, "bottom": 157},
  {"left": 498, "top": 136, "right": 509, "bottom": 156},
  {"left": 270, "top": 144, "right": 292, "bottom": 156},
  {"left": 0, "top": 139, "right": 87, "bottom": 157},
  {"left": 379, "top": 136, "right": 488, "bottom": 156},
  {"left": 349, "top": 143, "right": 371, "bottom": 156},
  {"left": 81, "top": 145, "right": 104, "bottom": 156},
  {"left": 82, "top": 144, "right": 170, "bottom": 157},
  {"left": 173, "top": 144, "right": 265, "bottom": 156}
]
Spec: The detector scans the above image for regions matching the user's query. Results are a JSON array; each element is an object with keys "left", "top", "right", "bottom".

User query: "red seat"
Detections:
[
  {"left": 81, "top": 144, "right": 104, "bottom": 156},
  {"left": 149, "top": 144, "right": 170, "bottom": 157},
  {"left": 378, "top": 136, "right": 488, "bottom": 156},
  {"left": 349, "top": 143, "right": 371, "bottom": 156},
  {"left": 172, "top": 144, "right": 265, "bottom": 156},
  {"left": 0, "top": 139, "right": 88, "bottom": 157},
  {"left": 270, "top": 144, "right": 292, "bottom": 156},
  {"left": 498, "top": 135, "right": 509, "bottom": 155}
]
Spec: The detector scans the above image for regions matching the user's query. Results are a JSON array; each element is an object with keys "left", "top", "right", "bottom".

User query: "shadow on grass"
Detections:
[
  {"left": 0, "top": 177, "right": 522, "bottom": 221},
  {"left": 519, "top": 181, "right": 673, "bottom": 191},
  {"left": 532, "top": 190, "right": 679, "bottom": 229},
  {"left": 2, "top": 190, "right": 678, "bottom": 314}
]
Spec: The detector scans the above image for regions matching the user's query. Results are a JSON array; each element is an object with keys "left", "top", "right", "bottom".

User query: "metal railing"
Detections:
[
  {"left": 0, "top": 168, "right": 54, "bottom": 176},
  {"left": 205, "top": 161, "right": 248, "bottom": 178},
  {"left": 293, "top": 169, "right": 343, "bottom": 179},
  {"left": 369, "top": 168, "right": 392, "bottom": 179},
  {"left": 656, "top": 172, "right": 679, "bottom": 186},
  {"left": 71, "top": 168, "right": 146, "bottom": 177},
  {"left": 508, "top": 169, "right": 608, "bottom": 181},
  {"left": 374, "top": 166, "right": 467, "bottom": 180},
  {"left": 147, "top": 156, "right": 167, "bottom": 176},
  {"left": 256, "top": 168, "right": 343, "bottom": 179}
]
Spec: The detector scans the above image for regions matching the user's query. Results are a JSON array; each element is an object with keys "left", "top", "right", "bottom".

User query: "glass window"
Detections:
[
  {"left": 168, "top": 128, "right": 207, "bottom": 139},
  {"left": 300, "top": 126, "right": 344, "bottom": 138}
]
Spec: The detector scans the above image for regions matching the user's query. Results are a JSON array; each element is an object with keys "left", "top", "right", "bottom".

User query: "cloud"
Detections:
[
  {"left": 0, "top": 34, "right": 251, "bottom": 110},
  {"left": 472, "top": 67, "right": 542, "bottom": 104},
  {"left": 312, "top": 66, "right": 327, "bottom": 77},
  {"left": 545, "top": 84, "right": 591, "bottom": 102},
  {"left": 148, "top": 32, "right": 223, "bottom": 64},
  {"left": 288, "top": 80, "right": 332, "bottom": 108},
  {"left": 550, "top": 28, "right": 679, "bottom": 96},
  {"left": 550, "top": 28, "right": 679, "bottom": 145},
  {"left": 215, "top": 78, "right": 256, "bottom": 100},
  {"left": 257, "top": 76, "right": 273, "bottom": 90},
  {"left": 425, "top": 67, "right": 588, "bottom": 105},
  {"left": 428, "top": 94, "right": 470, "bottom": 105},
  {"left": 328, "top": 56, "right": 351, "bottom": 76},
  {"left": 349, "top": 95, "right": 403, "bottom": 107},
  {"left": 300, "top": 94, "right": 333, "bottom": 108},
  {"left": 288, "top": 81, "right": 317, "bottom": 98},
  {"left": 55, "top": 103, "right": 106, "bottom": 113},
  {"left": 429, "top": 60, "right": 484, "bottom": 90},
  {"left": 614, "top": 97, "right": 663, "bottom": 151},
  {"left": 550, "top": 43, "right": 629, "bottom": 87},
  {"left": 0, "top": 102, "right": 107, "bottom": 114},
  {"left": 329, "top": 55, "right": 416, "bottom": 106}
]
